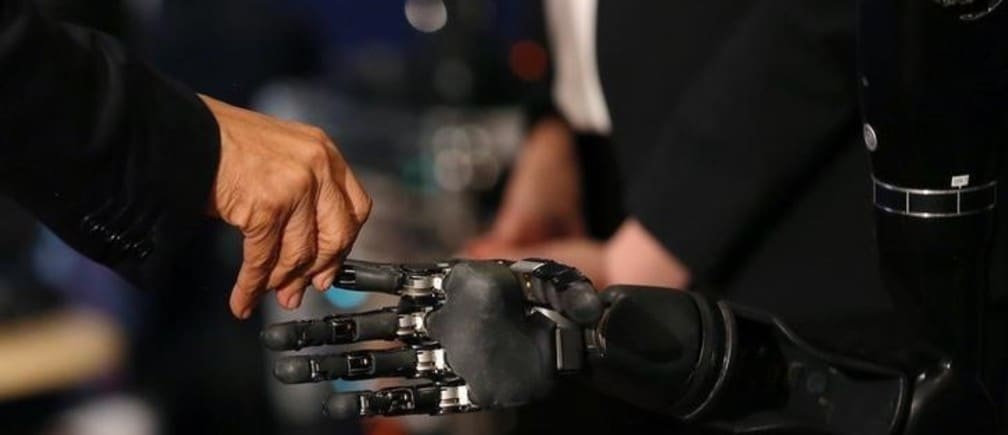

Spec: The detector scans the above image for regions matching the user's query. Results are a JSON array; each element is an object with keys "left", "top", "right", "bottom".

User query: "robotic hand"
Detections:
[
  {"left": 260, "top": 259, "right": 602, "bottom": 418},
  {"left": 262, "top": 259, "right": 914, "bottom": 434}
]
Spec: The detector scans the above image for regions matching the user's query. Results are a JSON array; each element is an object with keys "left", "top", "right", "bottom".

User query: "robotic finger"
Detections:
[
  {"left": 261, "top": 308, "right": 401, "bottom": 351},
  {"left": 335, "top": 260, "right": 453, "bottom": 297},
  {"left": 274, "top": 347, "right": 429, "bottom": 383},
  {"left": 324, "top": 382, "right": 477, "bottom": 419},
  {"left": 263, "top": 261, "right": 459, "bottom": 355}
]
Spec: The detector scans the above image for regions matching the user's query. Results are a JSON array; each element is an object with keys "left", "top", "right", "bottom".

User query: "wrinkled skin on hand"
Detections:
[{"left": 201, "top": 95, "right": 372, "bottom": 319}]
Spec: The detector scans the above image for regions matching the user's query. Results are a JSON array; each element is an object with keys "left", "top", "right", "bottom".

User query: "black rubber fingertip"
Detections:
[
  {"left": 325, "top": 393, "right": 362, "bottom": 419},
  {"left": 274, "top": 357, "right": 313, "bottom": 384},
  {"left": 561, "top": 282, "right": 604, "bottom": 326},
  {"left": 261, "top": 324, "right": 299, "bottom": 351},
  {"left": 346, "top": 263, "right": 403, "bottom": 294}
]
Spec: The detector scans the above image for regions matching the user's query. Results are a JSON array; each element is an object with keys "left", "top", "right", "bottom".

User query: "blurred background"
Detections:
[
  {"left": 4, "top": 2, "right": 1007, "bottom": 435},
  {"left": 0, "top": 1, "right": 555, "bottom": 434}
]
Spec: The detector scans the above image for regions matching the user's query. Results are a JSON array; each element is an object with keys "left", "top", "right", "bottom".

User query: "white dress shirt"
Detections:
[{"left": 544, "top": 0, "right": 612, "bottom": 134}]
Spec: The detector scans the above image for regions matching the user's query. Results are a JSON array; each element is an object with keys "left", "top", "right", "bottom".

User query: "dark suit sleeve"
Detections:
[
  {"left": 624, "top": 0, "right": 860, "bottom": 284},
  {"left": 0, "top": 0, "right": 221, "bottom": 290}
]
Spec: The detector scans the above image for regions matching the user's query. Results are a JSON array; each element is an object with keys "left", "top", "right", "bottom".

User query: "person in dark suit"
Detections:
[
  {"left": 467, "top": 1, "right": 895, "bottom": 433},
  {"left": 473, "top": 0, "right": 887, "bottom": 349},
  {"left": 0, "top": 0, "right": 371, "bottom": 319}
]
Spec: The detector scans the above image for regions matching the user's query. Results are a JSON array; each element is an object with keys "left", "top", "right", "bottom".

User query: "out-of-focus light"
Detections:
[
  {"left": 324, "top": 287, "right": 368, "bottom": 309},
  {"left": 55, "top": 395, "right": 158, "bottom": 435},
  {"left": 433, "top": 57, "right": 474, "bottom": 102},
  {"left": 434, "top": 146, "right": 474, "bottom": 192},
  {"left": 508, "top": 40, "right": 548, "bottom": 82},
  {"left": 429, "top": 125, "right": 502, "bottom": 192},
  {"left": 405, "top": 0, "right": 448, "bottom": 33}
]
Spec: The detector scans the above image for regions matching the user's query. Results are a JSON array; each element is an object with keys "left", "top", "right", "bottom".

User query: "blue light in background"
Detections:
[
  {"left": 324, "top": 286, "right": 369, "bottom": 309},
  {"left": 325, "top": 287, "right": 371, "bottom": 393}
]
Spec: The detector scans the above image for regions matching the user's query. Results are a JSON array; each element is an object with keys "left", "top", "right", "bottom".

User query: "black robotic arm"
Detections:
[{"left": 262, "top": 259, "right": 909, "bottom": 434}]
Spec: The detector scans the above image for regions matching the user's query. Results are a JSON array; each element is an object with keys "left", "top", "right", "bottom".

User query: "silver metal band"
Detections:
[
  {"left": 872, "top": 175, "right": 997, "bottom": 218},
  {"left": 958, "top": 0, "right": 1003, "bottom": 20}
]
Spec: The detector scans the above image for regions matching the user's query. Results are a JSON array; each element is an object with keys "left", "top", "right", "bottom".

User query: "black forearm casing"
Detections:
[
  {"left": 588, "top": 286, "right": 912, "bottom": 434},
  {"left": 585, "top": 287, "right": 712, "bottom": 416}
]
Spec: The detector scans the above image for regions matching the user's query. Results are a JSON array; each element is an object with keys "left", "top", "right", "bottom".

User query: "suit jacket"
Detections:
[
  {"left": 0, "top": 0, "right": 220, "bottom": 291},
  {"left": 595, "top": 0, "right": 892, "bottom": 326},
  {"left": 515, "top": 3, "right": 898, "bottom": 435}
]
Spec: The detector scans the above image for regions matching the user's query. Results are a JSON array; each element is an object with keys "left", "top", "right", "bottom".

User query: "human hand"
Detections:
[
  {"left": 603, "top": 219, "right": 690, "bottom": 289},
  {"left": 465, "top": 236, "right": 606, "bottom": 288},
  {"left": 466, "top": 219, "right": 691, "bottom": 291},
  {"left": 472, "top": 117, "right": 585, "bottom": 247},
  {"left": 200, "top": 95, "right": 372, "bottom": 319}
]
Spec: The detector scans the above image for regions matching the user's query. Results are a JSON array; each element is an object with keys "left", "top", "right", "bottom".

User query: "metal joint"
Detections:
[
  {"left": 438, "top": 385, "right": 475, "bottom": 412},
  {"left": 872, "top": 176, "right": 997, "bottom": 218},
  {"left": 415, "top": 348, "right": 449, "bottom": 374}
]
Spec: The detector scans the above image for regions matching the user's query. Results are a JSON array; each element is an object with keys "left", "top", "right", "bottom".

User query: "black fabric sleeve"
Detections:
[
  {"left": 0, "top": 0, "right": 221, "bottom": 291},
  {"left": 625, "top": 0, "right": 860, "bottom": 285}
]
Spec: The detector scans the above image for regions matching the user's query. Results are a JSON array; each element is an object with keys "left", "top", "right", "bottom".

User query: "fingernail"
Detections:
[
  {"left": 287, "top": 292, "right": 303, "bottom": 309},
  {"left": 312, "top": 274, "right": 333, "bottom": 291},
  {"left": 240, "top": 308, "right": 252, "bottom": 319}
]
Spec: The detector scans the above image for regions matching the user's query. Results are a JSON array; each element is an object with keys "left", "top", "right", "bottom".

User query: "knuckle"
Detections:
[
  {"left": 278, "top": 247, "right": 315, "bottom": 271},
  {"left": 256, "top": 195, "right": 288, "bottom": 216},
  {"left": 262, "top": 175, "right": 314, "bottom": 210},
  {"left": 314, "top": 227, "right": 350, "bottom": 251},
  {"left": 242, "top": 217, "right": 273, "bottom": 236},
  {"left": 245, "top": 248, "right": 275, "bottom": 268},
  {"left": 232, "top": 282, "right": 252, "bottom": 296},
  {"left": 355, "top": 193, "right": 373, "bottom": 221},
  {"left": 305, "top": 141, "right": 330, "bottom": 166},
  {"left": 266, "top": 164, "right": 313, "bottom": 191},
  {"left": 334, "top": 233, "right": 355, "bottom": 253},
  {"left": 301, "top": 243, "right": 319, "bottom": 262},
  {"left": 238, "top": 282, "right": 262, "bottom": 296},
  {"left": 319, "top": 230, "right": 354, "bottom": 253},
  {"left": 286, "top": 167, "right": 315, "bottom": 191},
  {"left": 313, "top": 240, "right": 338, "bottom": 258},
  {"left": 305, "top": 126, "right": 328, "bottom": 141},
  {"left": 313, "top": 247, "right": 341, "bottom": 265},
  {"left": 258, "top": 198, "right": 290, "bottom": 219},
  {"left": 256, "top": 178, "right": 297, "bottom": 212}
]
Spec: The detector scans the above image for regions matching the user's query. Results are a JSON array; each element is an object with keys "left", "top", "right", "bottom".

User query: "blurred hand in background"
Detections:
[
  {"left": 471, "top": 116, "right": 585, "bottom": 246},
  {"left": 464, "top": 116, "right": 690, "bottom": 290},
  {"left": 464, "top": 116, "right": 605, "bottom": 280}
]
